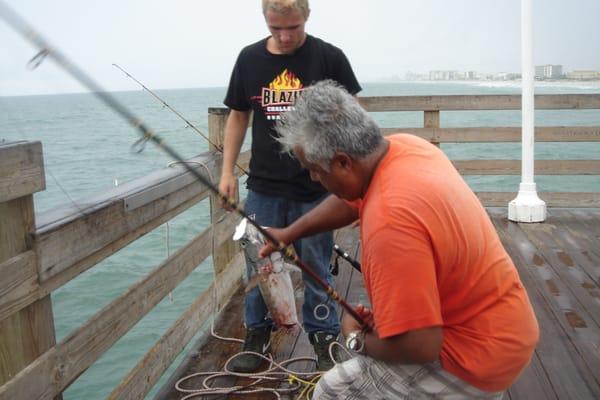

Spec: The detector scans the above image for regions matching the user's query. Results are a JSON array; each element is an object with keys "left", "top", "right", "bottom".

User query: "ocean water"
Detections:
[{"left": 1, "top": 81, "right": 599, "bottom": 399}]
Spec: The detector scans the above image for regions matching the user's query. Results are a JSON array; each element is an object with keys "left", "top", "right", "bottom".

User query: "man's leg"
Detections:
[
  {"left": 229, "top": 190, "right": 286, "bottom": 372},
  {"left": 242, "top": 190, "right": 289, "bottom": 327},
  {"left": 290, "top": 195, "right": 340, "bottom": 370},
  {"left": 312, "top": 356, "right": 506, "bottom": 400}
]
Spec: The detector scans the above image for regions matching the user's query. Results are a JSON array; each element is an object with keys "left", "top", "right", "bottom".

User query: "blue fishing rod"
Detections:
[{"left": 0, "top": 1, "right": 368, "bottom": 329}]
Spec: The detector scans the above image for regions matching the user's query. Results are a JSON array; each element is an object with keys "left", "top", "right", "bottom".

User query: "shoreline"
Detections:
[
  {"left": 373, "top": 79, "right": 600, "bottom": 90},
  {"left": 3, "top": 80, "right": 600, "bottom": 99}
]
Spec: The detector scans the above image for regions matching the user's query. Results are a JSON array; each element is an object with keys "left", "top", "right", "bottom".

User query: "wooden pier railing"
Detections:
[
  {"left": 0, "top": 93, "right": 598, "bottom": 400},
  {"left": 360, "top": 93, "right": 600, "bottom": 207}
]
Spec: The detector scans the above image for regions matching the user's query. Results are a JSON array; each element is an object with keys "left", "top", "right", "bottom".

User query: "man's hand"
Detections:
[
  {"left": 354, "top": 304, "right": 375, "bottom": 329},
  {"left": 218, "top": 172, "right": 237, "bottom": 211},
  {"left": 258, "top": 227, "right": 294, "bottom": 258},
  {"left": 342, "top": 303, "right": 375, "bottom": 336}
]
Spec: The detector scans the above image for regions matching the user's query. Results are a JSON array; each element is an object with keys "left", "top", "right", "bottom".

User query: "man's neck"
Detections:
[
  {"left": 266, "top": 34, "right": 307, "bottom": 55},
  {"left": 359, "top": 140, "right": 390, "bottom": 198}
]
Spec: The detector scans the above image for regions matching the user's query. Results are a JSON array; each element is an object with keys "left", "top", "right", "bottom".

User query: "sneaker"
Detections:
[
  {"left": 309, "top": 331, "right": 339, "bottom": 371},
  {"left": 228, "top": 326, "right": 272, "bottom": 372}
]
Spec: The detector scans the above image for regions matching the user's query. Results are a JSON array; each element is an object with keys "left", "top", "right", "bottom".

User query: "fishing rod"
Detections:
[
  {"left": 112, "top": 63, "right": 249, "bottom": 176},
  {"left": 0, "top": 2, "right": 367, "bottom": 330},
  {"left": 113, "top": 62, "right": 362, "bottom": 275},
  {"left": 333, "top": 244, "right": 361, "bottom": 272}
]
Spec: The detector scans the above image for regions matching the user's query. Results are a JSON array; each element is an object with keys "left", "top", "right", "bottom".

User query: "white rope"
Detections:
[
  {"left": 175, "top": 350, "right": 321, "bottom": 399},
  {"left": 172, "top": 332, "right": 354, "bottom": 399}
]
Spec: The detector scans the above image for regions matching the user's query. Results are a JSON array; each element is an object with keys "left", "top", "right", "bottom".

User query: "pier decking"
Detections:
[{"left": 156, "top": 208, "right": 600, "bottom": 400}]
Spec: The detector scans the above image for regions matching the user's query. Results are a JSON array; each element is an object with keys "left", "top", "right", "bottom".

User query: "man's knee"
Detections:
[{"left": 312, "top": 357, "right": 365, "bottom": 399}]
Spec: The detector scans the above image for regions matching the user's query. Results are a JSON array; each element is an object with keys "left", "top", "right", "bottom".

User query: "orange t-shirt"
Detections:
[{"left": 355, "top": 134, "right": 539, "bottom": 392}]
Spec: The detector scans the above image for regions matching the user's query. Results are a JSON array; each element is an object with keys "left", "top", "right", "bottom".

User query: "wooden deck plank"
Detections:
[
  {"left": 488, "top": 209, "right": 600, "bottom": 400},
  {"left": 153, "top": 287, "right": 246, "bottom": 400},
  {"left": 569, "top": 209, "right": 600, "bottom": 239},
  {"left": 506, "top": 351, "right": 557, "bottom": 400},
  {"left": 517, "top": 217, "right": 600, "bottom": 329},
  {"left": 547, "top": 211, "right": 600, "bottom": 286}
]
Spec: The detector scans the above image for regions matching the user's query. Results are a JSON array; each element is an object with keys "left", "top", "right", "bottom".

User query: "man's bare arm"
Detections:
[
  {"left": 342, "top": 312, "right": 443, "bottom": 364},
  {"left": 259, "top": 195, "right": 358, "bottom": 256},
  {"left": 219, "top": 109, "right": 250, "bottom": 207}
]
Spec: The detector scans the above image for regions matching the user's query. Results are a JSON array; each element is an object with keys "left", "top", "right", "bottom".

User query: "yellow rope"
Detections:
[{"left": 289, "top": 374, "right": 321, "bottom": 400}]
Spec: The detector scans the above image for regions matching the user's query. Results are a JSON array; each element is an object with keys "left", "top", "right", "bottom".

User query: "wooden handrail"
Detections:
[
  {"left": 380, "top": 126, "right": 600, "bottom": 142},
  {"left": 454, "top": 160, "right": 600, "bottom": 175},
  {"left": 358, "top": 94, "right": 600, "bottom": 111}
]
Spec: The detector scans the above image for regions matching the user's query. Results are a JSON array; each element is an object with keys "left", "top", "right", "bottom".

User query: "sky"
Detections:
[{"left": 1, "top": 0, "right": 599, "bottom": 96}]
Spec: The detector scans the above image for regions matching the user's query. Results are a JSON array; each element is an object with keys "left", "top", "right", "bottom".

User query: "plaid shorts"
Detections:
[{"left": 312, "top": 355, "right": 505, "bottom": 399}]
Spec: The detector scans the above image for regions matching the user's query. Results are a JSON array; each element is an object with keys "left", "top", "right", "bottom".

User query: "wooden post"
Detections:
[
  {"left": 0, "top": 142, "right": 57, "bottom": 389},
  {"left": 424, "top": 110, "right": 440, "bottom": 147},
  {"left": 208, "top": 109, "right": 240, "bottom": 299}
]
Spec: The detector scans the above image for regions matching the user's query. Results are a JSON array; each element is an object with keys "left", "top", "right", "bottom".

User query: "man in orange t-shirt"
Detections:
[{"left": 261, "top": 80, "right": 539, "bottom": 399}]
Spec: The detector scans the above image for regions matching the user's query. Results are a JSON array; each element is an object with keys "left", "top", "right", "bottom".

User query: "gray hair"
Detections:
[
  {"left": 262, "top": 0, "right": 310, "bottom": 19},
  {"left": 275, "top": 80, "right": 382, "bottom": 170}
]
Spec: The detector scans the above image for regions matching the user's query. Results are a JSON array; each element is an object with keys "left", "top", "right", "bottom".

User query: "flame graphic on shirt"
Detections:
[
  {"left": 260, "top": 69, "right": 304, "bottom": 119},
  {"left": 268, "top": 69, "right": 303, "bottom": 91}
]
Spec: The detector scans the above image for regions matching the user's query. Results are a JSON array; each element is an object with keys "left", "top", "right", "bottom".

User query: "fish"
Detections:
[{"left": 233, "top": 218, "right": 299, "bottom": 328}]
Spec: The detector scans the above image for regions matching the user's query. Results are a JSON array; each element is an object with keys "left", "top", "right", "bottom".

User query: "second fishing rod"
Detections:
[
  {"left": 113, "top": 63, "right": 364, "bottom": 274},
  {"left": 0, "top": 2, "right": 367, "bottom": 330}
]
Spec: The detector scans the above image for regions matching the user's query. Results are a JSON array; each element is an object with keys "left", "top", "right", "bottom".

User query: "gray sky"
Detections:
[{"left": 1, "top": 0, "right": 599, "bottom": 96}]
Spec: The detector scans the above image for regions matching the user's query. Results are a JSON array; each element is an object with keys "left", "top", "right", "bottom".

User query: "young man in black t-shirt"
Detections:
[{"left": 219, "top": 0, "right": 361, "bottom": 373}]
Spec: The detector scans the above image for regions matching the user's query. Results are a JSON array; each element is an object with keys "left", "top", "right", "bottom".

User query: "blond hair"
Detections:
[{"left": 262, "top": 0, "right": 310, "bottom": 19}]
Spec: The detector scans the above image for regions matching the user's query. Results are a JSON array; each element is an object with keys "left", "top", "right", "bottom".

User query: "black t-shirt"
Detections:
[{"left": 224, "top": 34, "right": 361, "bottom": 201}]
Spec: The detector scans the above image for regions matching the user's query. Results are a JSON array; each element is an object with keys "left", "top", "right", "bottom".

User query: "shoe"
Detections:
[
  {"left": 228, "top": 326, "right": 272, "bottom": 373},
  {"left": 309, "top": 331, "right": 339, "bottom": 371}
]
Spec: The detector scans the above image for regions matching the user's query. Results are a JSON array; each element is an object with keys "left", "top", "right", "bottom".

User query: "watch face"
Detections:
[{"left": 346, "top": 331, "right": 363, "bottom": 352}]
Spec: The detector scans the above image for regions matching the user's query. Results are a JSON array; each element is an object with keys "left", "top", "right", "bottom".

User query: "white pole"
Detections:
[
  {"left": 521, "top": 0, "right": 535, "bottom": 187},
  {"left": 508, "top": 0, "right": 546, "bottom": 222}
]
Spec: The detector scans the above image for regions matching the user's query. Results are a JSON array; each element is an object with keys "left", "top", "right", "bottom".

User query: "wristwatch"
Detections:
[{"left": 345, "top": 330, "right": 365, "bottom": 353}]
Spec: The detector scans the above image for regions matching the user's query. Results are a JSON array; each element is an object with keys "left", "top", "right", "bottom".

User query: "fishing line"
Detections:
[
  {"left": 0, "top": 1, "right": 367, "bottom": 329},
  {"left": 113, "top": 63, "right": 249, "bottom": 176},
  {"left": 0, "top": 96, "right": 86, "bottom": 214},
  {"left": 46, "top": 169, "right": 85, "bottom": 213}
]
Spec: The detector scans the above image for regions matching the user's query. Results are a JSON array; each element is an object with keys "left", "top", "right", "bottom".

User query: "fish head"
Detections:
[{"left": 233, "top": 217, "right": 248, "bottom": 241}]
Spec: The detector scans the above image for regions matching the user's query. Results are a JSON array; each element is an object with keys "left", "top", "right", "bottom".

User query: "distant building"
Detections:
[
  {"left": 492, "top": 72, "right": 520, "bottom": 81},
  {"left": 405, "top": 71, "right": 424, "bottom": 81},
  {"left": 429, "top": 70, "right": 459, "bottom": 80},
  {"left": 535, "top": 64, "right": 563, "bottom": 79},
  {"left": 566, "top": 70, "right": 600, "bottom": 80},
  {"left": 534, "top": 66, "right": 544, "bottom": 79}
]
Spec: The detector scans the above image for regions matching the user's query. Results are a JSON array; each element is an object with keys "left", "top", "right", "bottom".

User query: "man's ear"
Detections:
[{"left": 332, "top": 153, "right": 353, "bottom": 171}]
